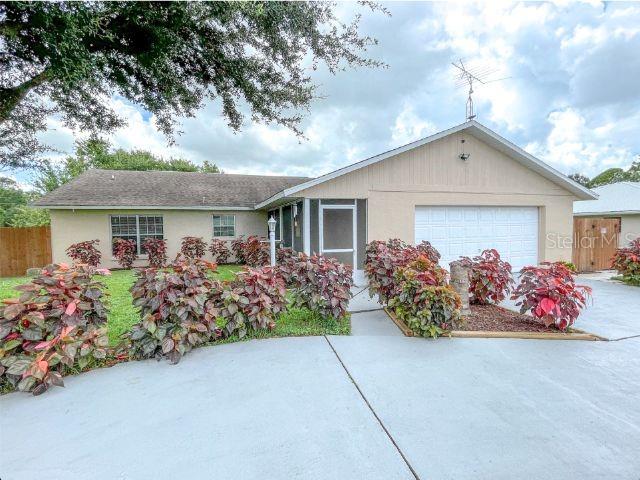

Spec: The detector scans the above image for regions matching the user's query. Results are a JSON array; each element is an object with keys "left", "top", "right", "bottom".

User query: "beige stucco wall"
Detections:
[
  {"left": 298, "top": 132, "right": 578, "bottom": 263},
  {"left": 50, "top": 209, "right": 267, "bottom": 268},
  {"left": 621, "top": 214, "right": 640, "bottom": 247}
]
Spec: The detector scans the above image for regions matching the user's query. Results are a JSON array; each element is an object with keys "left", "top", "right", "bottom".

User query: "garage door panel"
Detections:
[
  {"left": 464, "top": 209, "right": 478, "bottom": 221},
  {"left": 415, "top": 206, "right": 538, "bottom": 271}
]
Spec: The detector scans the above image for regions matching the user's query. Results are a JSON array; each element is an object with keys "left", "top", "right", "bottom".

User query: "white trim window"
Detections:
[
  {"left": 213, "top": 214, "right": 236, "bottom": 237},
  {"left": 110, "top": 215, "right": 164, "bottom": 254}
]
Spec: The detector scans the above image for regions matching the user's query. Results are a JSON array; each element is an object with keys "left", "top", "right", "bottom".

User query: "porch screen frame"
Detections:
[{"left": 319, "top": 201, "right": 357, "bottom": 267}]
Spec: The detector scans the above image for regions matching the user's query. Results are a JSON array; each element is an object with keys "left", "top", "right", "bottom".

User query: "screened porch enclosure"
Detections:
[{"left": 267, "top": 199, "right": 366, "bottom": 269}]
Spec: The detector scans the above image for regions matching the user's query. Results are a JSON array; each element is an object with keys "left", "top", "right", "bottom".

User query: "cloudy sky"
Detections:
[{"left": 15, "top": 1, "right": 640, "bottom": 187}]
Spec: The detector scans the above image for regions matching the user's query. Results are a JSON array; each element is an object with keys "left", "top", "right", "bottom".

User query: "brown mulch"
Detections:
[{"left": 460, "top": 304, "right": 560, "bottom": 333}]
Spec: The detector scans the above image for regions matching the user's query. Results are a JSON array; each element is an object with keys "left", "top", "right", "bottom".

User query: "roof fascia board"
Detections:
[
  {"left": 574, "top": 210, "right": 640, "bottom": 216},
  {"left": 36, "top": 205, "right": 253, "bottom": 211}
]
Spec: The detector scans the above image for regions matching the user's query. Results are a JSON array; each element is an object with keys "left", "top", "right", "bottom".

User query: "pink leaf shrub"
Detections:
[
  {"left": 387, "top": 257, "right": 460, "bottom": 338},
  {"left": 415, "top": 240, "right": 441, "bottom": 264},
  {"left": 142, "top": 238, "right": 167, "bottom": 268},
  {"left": 214, "top": 266, "right": 287, "bottom": 338},
  {"left": 128, "top": 257, "right": 222, "bottom": 364},
  {"left": 459, "top": 249, "right": 515, "bottom": 305},
  {"left": 66, "top": 239, "right": 102, "bottom": 266},
  {"left": 364, "top": 239, "right": 442, "bottom": 304},
  {"left": 278, "top": 252, "right": 353, "bottom": 319},
  {"left": 511, "top": 262, "right": 592, "bottom": 330},
  {"left": 0, "top": 264, "right": 109, "bottom": 395},
  {"left": 113, "top": 238, "right": 138, "bottom": 269},
  {"left": 180, "top": 236, "right": 206, "bottom": 259},
  {"left": 612, "top": 237, "right": 640, "bottom": 286},
  {"left": 230, "top": 235, "right": 269, "bottom": 266},
  {"left": 209, "top": 239, "right": 231, "bottom": 264},
  {"left": 230, "top": 236, "right": 246, "bottom": 264},
  {"left": 276, "top": 247, "right": 296, "bottom": 264}
]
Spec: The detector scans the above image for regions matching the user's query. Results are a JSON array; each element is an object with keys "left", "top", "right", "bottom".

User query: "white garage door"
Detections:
[{"left": 415, "top": 206, "right": 538, "bottom": 271}]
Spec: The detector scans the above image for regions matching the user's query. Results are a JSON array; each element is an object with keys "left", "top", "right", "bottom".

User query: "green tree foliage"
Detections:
[
  {"left": 588, "top": 168, "right": 625, "bottom": 188},
  {"left": 34, "top": 139, "right": 220, "bottom": 194},
  {"left": 1, "top": 2, "right": 384, "bottom": 169},
  {"left": 568, "top": 173, "right": 590, "bottom": 187},
  {"left": 569, "top": 158, "right": 640, "bottom": 189},
  {"left": 0, "top": 176, "right": 47, "bottom": 226},
  {"left": 5, "top": 205, "right": 49, "bottom": 227}
]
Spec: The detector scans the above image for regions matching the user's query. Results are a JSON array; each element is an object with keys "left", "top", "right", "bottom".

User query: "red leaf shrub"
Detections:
[
  {"left": 364, "top": 239, "right": 442, "bottom": 304},
  {"left": 243, "top": 235, "right": 270, "bottom": 266},
  {"left": 612, "top": 237, "right": 640, "bottom": 286},
  {"left": 0, "top": 264, "right": 109, "bottom": 395},
  {"left": 230, "top": 235, "right": 269, "bottom": 266},
  {"left": 511, "top": 262, "right": 592, "bottom": 330},
  {"left": 66, "top": 239, "right": 102, "bottom": 266},
  {"left": 230, "top": 236, "right": 246, "bottom": 264},
  {"left": 416, "top": 240, "right": 441, "bottom": 264},
  {"left": 459, "top": 249, "right": 515, "bottom": 305},
  {"left": 388, "top": 258, "right": 461, "bottom": 338},
  {"left": 142, "top": 238, "right": 167, "bottom": 268},
  {"left": 276, "top": 247, "right": 296, "bottom": 264},
  {"left": 214, "top": 266, "right": 287, "bottom": 338},
  {"left": 181, "top": 236, "right": 206, "bottom": 259},
  {"left": 278, "top": 253, "right": 353, "bottom": 319},
  {"left": 128, "top": 257, "right": 221, "bottom": 364},
  {"left": 209, "top": 239, "right": 231, "bottom": 264},
  {"left": 113, "top": 238, "right": 138, "bottom": 269}
]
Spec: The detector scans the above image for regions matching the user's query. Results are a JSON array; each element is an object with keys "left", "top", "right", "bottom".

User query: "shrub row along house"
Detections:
[{"left": 35, "top": 121, "right": 596, "bottom": 280}]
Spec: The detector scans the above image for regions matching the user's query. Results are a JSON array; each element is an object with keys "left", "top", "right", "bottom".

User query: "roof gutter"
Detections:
[
  {"left": 574, "top": 210, "right": 640, "bottom": 216},
  {"left": 34, "top": 205, "right": 254, "bottom": 211}
]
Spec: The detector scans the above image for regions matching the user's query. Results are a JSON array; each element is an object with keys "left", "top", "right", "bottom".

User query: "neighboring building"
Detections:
[
  {"left": 35, "top": 120, "right": 596, "bottom": 278},
  {"left": 574, "top": 182, "right": 640, "bottom": 248}
]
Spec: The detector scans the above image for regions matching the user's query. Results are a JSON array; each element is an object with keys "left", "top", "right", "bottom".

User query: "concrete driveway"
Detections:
[{"left": 2, "top": 320, "right": 639, "bottom": 480}]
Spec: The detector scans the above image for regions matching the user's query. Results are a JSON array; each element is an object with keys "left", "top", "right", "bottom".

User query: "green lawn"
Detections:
[{"left": 0, "top": 265, "right": 350, "bottom": 346}]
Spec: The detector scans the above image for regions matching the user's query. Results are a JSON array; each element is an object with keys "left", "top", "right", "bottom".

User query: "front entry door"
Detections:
[{"left": 320, "top": 204, "right": 356, "bottom": 266}]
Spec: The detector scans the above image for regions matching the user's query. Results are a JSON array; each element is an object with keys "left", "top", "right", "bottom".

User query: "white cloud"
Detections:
[
  {"left": 526, "top": 108, "right": 636, "bottom": 175},
  {"left": 390, "top": 104, "right": 437, "bottom": 146}
]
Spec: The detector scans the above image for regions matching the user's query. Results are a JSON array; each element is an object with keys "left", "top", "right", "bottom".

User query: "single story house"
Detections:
[
  {"left": 573, "top": 182, "right": 640, "bottom": 248},
  {"left": 35, "top": 120, "right": 596, "bottom": 280}
]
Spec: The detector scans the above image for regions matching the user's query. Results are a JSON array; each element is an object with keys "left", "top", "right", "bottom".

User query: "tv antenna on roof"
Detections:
[{"left": 452, "top": 58, "right": 509, "bottom": 122}]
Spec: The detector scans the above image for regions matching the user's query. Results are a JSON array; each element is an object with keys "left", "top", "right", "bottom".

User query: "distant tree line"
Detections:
[{"left": 569, "top": 159, "right": 640, "bottom": 189}]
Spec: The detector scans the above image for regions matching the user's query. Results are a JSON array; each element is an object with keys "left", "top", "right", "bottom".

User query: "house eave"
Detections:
[
  {"left": 37, "top": 205, "right": 254, "bottom": 211},
  {"left": 574, "top": 210, "right": 640, "bottom": 217}
]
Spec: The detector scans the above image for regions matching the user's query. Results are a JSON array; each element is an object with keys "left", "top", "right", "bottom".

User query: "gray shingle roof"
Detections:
[
  {"left": 34, "top": 169, "right": 311, "bottom": 209},
  {"left": 574, "top": 182, "right": 640, "bottom": 215}
]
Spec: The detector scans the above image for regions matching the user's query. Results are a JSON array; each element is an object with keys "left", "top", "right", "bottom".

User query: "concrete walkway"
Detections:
[
  {"left": 348, "top": 286, "right": 382, "bottom": 313},
  {"left": 351, "top": 310, "right": 403, "bottom": 336}
]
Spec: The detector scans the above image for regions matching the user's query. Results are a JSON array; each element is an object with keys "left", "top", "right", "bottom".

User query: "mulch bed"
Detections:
[{"left": 461, "top": 304, "right": 559, "bottom": 333}]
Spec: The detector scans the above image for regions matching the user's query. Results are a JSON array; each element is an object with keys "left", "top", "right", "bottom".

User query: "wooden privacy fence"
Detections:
[
  {"left": 0, "top": 226, "right": 52, "bottom": 277},
  {"left": 572, "top": 217, "right": 620, "bottom": 273}
]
